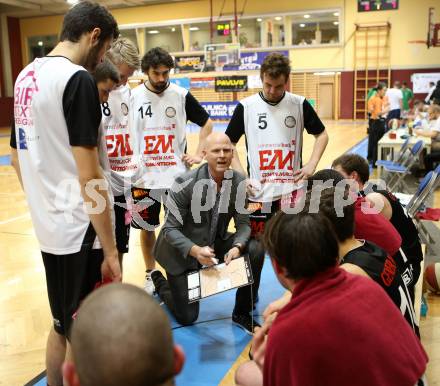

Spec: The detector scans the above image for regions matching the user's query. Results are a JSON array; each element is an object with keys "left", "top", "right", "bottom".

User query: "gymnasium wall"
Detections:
[
  {"left": 1, "top": 0, "right": 437, "bottom": 124},
  {"left": 18, "top": 0, "right": 439, "bottom": 69}
]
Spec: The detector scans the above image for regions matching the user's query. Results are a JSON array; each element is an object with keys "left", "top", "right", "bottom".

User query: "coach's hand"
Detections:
[
  {"left": 190, "top": 245, "right": 217, "bottom": 266},
  {"left": 225, "top": 246, "right": 241, "bottom": 265},
  {"left": 101, "top": 248, "right": 122, "bottom": 282},
  {"left": 182, "top": 153, "right": 203, "bottom": 167}
]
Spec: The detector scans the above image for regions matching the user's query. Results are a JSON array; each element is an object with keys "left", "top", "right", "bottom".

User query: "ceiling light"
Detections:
[
  {"left": 333, "top": 21, "right": 339, "bottom": 25},
  {"left": 189, "top": 27, "right": 199, "bottom": 31},
  {"left": 148, "top": 30, "right": 159, "bottom": 34},
  {"left": 304, "top": 14, "right": 310, "bottom": 19},
  {"left": 275, "top": 16, "right": 282, "bottom": 21},
  {"left": 171, "top": 27, "right": 176, "bottom": 32},
  {"left": 300, "top": 23, "right": 306, "bottom": 28},
  {"left": 257, "top": 18, "right": 262, "bottom": 22},
  {"left": 38, "top": 41, "right": 43, "bottom": 46},
  {"left": 238, "top": 23, "right": 242, "bottom": 27},
  {"left": 333, "top": 12, "right": 339, "bottom": 16}
]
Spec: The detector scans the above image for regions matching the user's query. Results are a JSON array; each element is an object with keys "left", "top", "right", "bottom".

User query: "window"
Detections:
[
  {"left": 144, "top": 25, "right": 184, "bottom": 53},
  {"left": 28, "top": 35, "right": 58, "bottom": 61},
  {"left": 291, "top": 11, "right": 340, "bottom": 45}
]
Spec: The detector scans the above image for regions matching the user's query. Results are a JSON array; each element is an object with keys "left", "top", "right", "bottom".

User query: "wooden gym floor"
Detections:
[{"left": 0, "top": 121, "right": 439, "bottom": 386}]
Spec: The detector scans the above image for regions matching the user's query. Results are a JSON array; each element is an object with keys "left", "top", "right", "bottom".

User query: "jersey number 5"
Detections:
[
  {"left": 139, "top": 105, "right": 153, "bottom": 119},
  {"left": 258, "top": 115, "right": 267, "bottom": 130}
]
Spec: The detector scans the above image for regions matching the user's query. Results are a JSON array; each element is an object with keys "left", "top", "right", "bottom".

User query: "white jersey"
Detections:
[
  {"left": 241, "top": 92, "right": 304, "bottom": 202},
  {"left": 386, "top": 88, "right": 403, "bottom": 110},
  {"left": 98, "top": 123, "right": 115, "bottom": 228},
  {"left": 101, "top": 84, "right": 139, "bottom": 196},
  {"left": 13, "top": 57, "right": 100, "bottom": 254},
  {"left": 130, "top": 82, "right": 189, "bottom": 189}
]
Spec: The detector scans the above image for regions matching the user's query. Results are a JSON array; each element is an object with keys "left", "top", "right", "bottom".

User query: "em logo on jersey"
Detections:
[
  {"left": 121, "top": 103, "right": 129, "bottom": 116},
  {"left": 165, "top": 106, "right": 176, "bottom": 118},
  {"left": 285, "top": 116, "right": 296, "bottom": 128}
]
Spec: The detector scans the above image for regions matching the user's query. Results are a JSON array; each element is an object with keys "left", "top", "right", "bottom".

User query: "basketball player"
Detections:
[
  {"left": 9, "top": 3, "right": 120, "bottom": 386},
  {"left": 332, "top": 153, "right": 423, "bottom": 302},
  {"left": 63, "top": 284, "right": 185, "bottom": 386},
  {"left": 101, "top": 37, "right": 141, "bottom": 264},
  {"left": 130, "top": 47, "right": 213, "bottom": 294},
  {"left": 225, "top": 53, "right": 328, "bottom": 281}
]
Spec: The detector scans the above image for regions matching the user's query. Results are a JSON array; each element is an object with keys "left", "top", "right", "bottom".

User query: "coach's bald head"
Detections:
[
  {"left": 203, "top": 132, "right": 233, "bottom": 179},
  {"left": 63, "top": 283, "right": 184, "bottom": 386}
]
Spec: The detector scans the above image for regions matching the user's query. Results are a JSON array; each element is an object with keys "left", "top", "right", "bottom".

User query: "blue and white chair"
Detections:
[{"left": 383, "top": 140, "right": 424, "bottom": 192}]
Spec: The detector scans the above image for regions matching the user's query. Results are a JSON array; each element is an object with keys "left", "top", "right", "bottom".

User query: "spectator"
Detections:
[
  {"left": 401, "top": 81, "right": 414, "bottom": 113},
  {"left": 386, "top": 80, "right": 403, "bottom": 121},
  {"left": 415, "top": 104, "right": 440, "bottom": 171},
  {"left": 425, "top": 81, "right": 436, "bottom": 103}
]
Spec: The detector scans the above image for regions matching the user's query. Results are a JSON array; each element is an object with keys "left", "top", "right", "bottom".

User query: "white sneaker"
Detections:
[{"left": 144, "top": 274, "right": 156, "bottom": 296}]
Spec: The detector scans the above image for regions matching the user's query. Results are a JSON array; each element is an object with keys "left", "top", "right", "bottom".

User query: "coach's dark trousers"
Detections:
[
  {"left": 153, "top": 237, "right": 264, "bottom": 326},
  {"left": 367, "top": 118, "right": 386, "bottom": 165}
]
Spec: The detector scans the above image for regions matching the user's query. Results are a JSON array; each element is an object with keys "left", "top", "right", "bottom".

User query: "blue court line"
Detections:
[
  {"left": 0, "top": 155, "right": 11, "bottom": 165},
  {"left": 345, "top": 137, "right": 368, "bottom": 158},
  {"left": 173, "top": 258, "right": 284, "bottom": 386}
]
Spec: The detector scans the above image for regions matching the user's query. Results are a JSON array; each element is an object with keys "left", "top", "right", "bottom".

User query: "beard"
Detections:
[
  {"left": 83, "top": 43, "right": 104, "bottom": 72},
  {"left": 149, "top": 79, "right": 169, "bottom": 93}
]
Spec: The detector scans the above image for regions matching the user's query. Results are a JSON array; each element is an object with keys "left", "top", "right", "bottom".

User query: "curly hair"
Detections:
[
  {"left": 260, "top": 53, "right": 291, "bottom": 80},
  {"left": 141, "top": 47, "right": 175, "bottom": 73}
]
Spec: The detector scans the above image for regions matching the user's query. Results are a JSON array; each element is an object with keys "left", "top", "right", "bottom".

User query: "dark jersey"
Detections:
[{"left": 342, "top": 240, "right": 419, "bottom": 336}]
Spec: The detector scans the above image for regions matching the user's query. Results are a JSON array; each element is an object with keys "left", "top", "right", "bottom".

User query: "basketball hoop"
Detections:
[{"left": 204, "top": 43, "right": 241, "bottom": 71}]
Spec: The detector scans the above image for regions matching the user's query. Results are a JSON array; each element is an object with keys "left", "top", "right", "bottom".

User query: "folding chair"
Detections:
[
  {"left": 407, "top": 164, "right": 440, "bottom": 218},
  {"left": 383, "top": 140, "right": 424, "bottom": 192},
  {"left": 376, "top": 136, "right": 411, "bottom": 168}
]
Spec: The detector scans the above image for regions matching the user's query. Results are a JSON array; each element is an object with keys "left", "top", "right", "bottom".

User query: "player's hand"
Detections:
[
  {"left": 263, "top": 291, "right": 291, "bottom": 321},
  {"left": 190, "top": 245, "right": 216, "bottom": 266},
  {"left": 250, "top": 317, "right": 273, "bottom": 371},
  {"left": 293, "top": 163, "right": 316, "bottom": 183},
  {"left": 246, "top": 179, "right": 258, "bottom": 197},
  {"left": 101, "top": 247, "right": 122, "bottom": 282},
  {"left": 225, "top": 246, "right": 240, "bottom": 265},
  {"left": 182, "top": 153, "right": 203, "bottom": 167}
]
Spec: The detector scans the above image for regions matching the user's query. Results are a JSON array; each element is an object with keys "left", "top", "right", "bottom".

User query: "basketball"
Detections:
[{"left": 425, "top": 263, "right": 440, "bottom": 294}]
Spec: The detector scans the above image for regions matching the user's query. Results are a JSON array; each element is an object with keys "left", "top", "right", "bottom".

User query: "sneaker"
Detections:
[
  {"left": 232, "top": 313, "right": 261, "bottom": 335},
  {"left": 144, "top": 272, "right": 156, "bottom": 296}
]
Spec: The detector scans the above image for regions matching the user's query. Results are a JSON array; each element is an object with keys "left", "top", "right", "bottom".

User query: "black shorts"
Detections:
[
  {"left": 248, "top": 200, "right": 281, "bottom": 238},
  {"left": 114, "top": 195, "right": 130, "bottom": 254},
  {"left": 131, "top": 187, "right": 168, "bottom": 230},
  {"left": 42, "top": 247, "right": 103, "bottom": 337}
]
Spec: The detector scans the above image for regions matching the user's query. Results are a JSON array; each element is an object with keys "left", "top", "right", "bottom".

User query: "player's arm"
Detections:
[
  {"left": 340, "top": 263, "right": 370, "bottom": 278},
  {"left": 9, "top": 122, "right": 23, "bottom": 189},
  {"left": 195, "top": 118, "right": 213, "bottom": 158},
  {"left": 365, "top": 192, "right": 393, "bottom": 220},
  {"left": 225, "top": 103, "right": 247, "bottom": 176},
  {"left": 294, "top": 100, "right": 328, "bottom": 182},
  {"left": 182, "top": 92, "right": 212, "bottom": 166},
  {"left": 64, "top": 71, "right": 121, "bottom": 282}
]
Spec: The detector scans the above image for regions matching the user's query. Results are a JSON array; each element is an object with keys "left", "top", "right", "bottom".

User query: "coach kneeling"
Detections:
[{"left": 152, "top": 132, "right": 264, "bottom": 334}]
